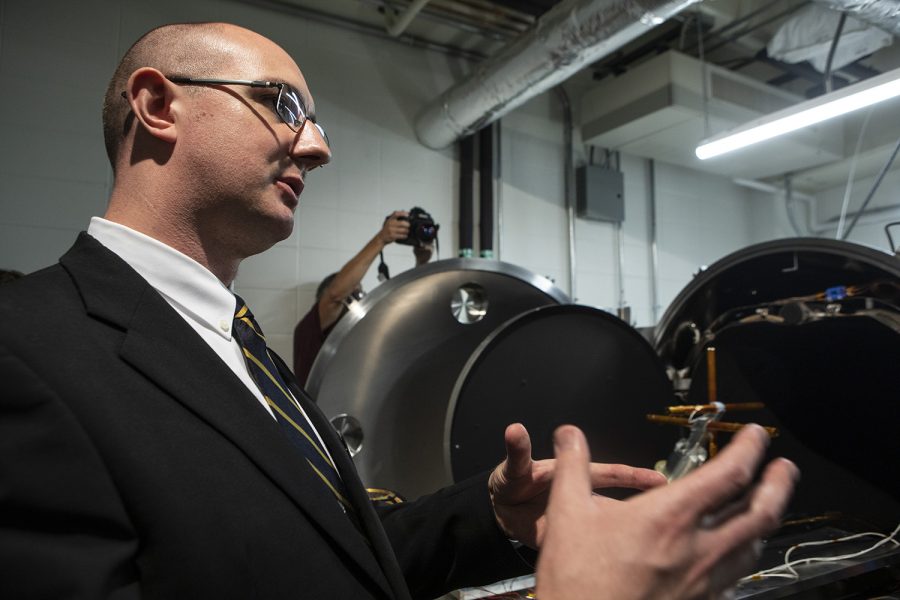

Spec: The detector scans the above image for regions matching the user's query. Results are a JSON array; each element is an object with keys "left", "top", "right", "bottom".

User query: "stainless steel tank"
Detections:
[{"left": 307, "top": 258, "right": 569, "bottom": 500}]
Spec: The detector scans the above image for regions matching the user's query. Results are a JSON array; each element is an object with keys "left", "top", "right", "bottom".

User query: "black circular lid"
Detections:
[{"left": 448, "top": 304, "right": 676, "bottom": 493}]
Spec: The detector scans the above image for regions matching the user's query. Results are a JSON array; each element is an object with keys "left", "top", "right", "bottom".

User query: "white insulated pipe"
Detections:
[
  {"left": 813, "top": 0, "right": 900, "bottom": 36},
  {"left": 415, "top": 0, "right": 701, "bottom": 149}
]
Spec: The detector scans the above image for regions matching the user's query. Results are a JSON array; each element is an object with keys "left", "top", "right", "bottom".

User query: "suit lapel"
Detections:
[{"left": 61, "top": 234, "right": 396, "bottom": 598}]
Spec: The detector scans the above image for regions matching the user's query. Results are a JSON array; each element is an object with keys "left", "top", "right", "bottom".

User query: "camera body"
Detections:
[{"left": 397, "top": 207, "right": 439, "bottom": 247}]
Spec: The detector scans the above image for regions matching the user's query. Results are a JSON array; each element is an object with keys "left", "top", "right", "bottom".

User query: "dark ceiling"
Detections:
[{"left": 367, "top": 0, "right": 891, "bottom": 98}]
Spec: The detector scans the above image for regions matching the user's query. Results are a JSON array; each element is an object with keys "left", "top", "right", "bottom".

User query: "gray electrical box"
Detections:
[{"left": 576, "top": 165, "right": 624, "bottom": 222}]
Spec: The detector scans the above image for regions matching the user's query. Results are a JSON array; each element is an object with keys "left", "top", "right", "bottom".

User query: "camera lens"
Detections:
[{"left": 418, "top": 224, "right": 436, "bottom": 242}]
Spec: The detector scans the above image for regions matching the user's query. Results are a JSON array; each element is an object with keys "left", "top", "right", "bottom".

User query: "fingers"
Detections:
[
  {"left": 711, "top": 457, "right": 799, "bottom": 550},
  {"left": 548, "top": 425, "right": 592, "bottom": 510},
  {"left": 501, "top": 423, "right": 533, "bottom": 480},
  {"left": 588, "top": 463, "right": 667, "bottom": 492},
  {"left": 669, "top": 424, "right": 771, "bottom": 516},
  {"left": 382, "top": 211, "right": 410, "bottom": 242},
  {"left": 685, "top": 457, "right": 797, "bottom": 597}
]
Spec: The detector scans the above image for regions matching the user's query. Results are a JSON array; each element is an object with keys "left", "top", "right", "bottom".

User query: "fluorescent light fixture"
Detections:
[{"left": 696, "top": 66, "right": 900, "bottom": 160}]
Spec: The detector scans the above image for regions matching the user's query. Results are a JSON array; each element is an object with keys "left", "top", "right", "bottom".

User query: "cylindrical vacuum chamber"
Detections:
[
  {"left": 308, "top": 259, "right": 569, "bottom": 500},
  {"left": 655, "top": 238, "right": 900, "bottom": 525}
]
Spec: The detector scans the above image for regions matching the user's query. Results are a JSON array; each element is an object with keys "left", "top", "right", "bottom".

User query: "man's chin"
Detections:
[
  {"left": 268, "top": 218, "right": 295, "bottom": 248},
  {"left": 242, "top": 215, "right": 294, "bottom": 258}
]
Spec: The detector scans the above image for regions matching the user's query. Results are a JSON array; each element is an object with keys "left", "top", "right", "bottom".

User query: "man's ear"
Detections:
[{"left": 124, "top": 67, "right": 179, "bottom": 144}]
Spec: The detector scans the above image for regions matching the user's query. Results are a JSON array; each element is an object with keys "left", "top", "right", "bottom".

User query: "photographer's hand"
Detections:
[{"left": 381, "top": 210, "right": 410, "bottom": 244}]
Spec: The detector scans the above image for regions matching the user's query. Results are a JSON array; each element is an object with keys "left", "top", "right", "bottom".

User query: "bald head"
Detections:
[
  {"left": 102, "top": 22, "right": 256, "bottom": 170},
  {"left": 98, "top": 22, "right": 329, "bottom": 284}
]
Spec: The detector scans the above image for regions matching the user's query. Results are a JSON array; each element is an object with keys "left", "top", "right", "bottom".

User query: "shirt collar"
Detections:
[{"left": 87, "top": 217, "right": 237, "bottom": 340}]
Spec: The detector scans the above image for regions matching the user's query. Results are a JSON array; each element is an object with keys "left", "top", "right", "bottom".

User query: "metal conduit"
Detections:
[
  {"left": 479, "top": 125, "right": 495, "bottom": 258},
  {"left": 496, "top": 120, "right": 503, "bottom": 260},
  {"left": 415, "top": 0, "right": 702, "bottom": 149},
  {"left": 553, "top": 87, "right": 577, "bottom": 299},
  {"left": 459, "top": 136, "right": 475, "bottom": 257},
  {"left": 385, "top": 0, "right": 433, "bottom": 37},
  {"left": 648, "top": 159, "right": 660, "bottom": 324},
  {"left": 614, "top": 152, "right": 627, "bottom": 318},
  {"left": 243, "top": 0, "right": 486, "bottom": 61}
]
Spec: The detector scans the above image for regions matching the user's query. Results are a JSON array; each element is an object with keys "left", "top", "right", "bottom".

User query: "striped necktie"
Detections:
[{"left": 233, "top": 296, "right": 352, "bottom": 512}]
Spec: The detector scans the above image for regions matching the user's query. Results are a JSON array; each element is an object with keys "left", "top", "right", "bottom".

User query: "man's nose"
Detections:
[{"left": 291, "top": 123, "right": 331, "bottom": 169}]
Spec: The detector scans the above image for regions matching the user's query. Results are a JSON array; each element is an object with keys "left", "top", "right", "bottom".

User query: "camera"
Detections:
[{"left": 397, "top": 207, "right": 439, "bottom": 247}]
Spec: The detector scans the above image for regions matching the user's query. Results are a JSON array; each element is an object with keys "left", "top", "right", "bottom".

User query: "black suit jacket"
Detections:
[{"left": 0, "top": 233, "right": 527, "bottom": 599}]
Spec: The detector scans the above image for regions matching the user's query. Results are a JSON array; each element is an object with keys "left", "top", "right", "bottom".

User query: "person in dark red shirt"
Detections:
[{"left": 293, "top": 211, "right": 431, "bottom": 385}]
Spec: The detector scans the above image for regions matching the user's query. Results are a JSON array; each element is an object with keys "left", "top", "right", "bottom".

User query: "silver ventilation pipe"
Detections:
[
  {"left": 415, "top": 0, "right": 702, "bottom": 150},
  {"left": 812, "top": 0, "right": 900, "bottom": 36}
]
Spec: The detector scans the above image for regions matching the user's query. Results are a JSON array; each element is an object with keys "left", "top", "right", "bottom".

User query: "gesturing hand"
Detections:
[
  {"left": 487, "top": 423, "right": 666, "bottom": 549},
  {"left": 536, "top": 424, "right": 799, "bottom": 600}
]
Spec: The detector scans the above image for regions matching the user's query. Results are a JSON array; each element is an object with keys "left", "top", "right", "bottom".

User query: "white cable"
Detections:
[
  {"left": 781, "top": 523, "right": 900, "bottom": 578},
  {"left": 836, "top": 107, "right": 873, "bottom": 240},
  {"left": 741, "top": 521, "right": 900, "bottom": 583}
]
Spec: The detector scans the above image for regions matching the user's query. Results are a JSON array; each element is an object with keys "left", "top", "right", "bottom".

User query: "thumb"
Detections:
[{"left": 501, "top": 423, "right": 533, "bottom": 480}]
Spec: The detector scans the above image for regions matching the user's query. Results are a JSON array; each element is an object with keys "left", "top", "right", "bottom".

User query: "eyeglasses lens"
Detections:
[
  {"left": 278, "top": 85, "right": 329, "bottom": 148},
  {"left": 277, "top": 85, "right": 302, "bottom": 129}
]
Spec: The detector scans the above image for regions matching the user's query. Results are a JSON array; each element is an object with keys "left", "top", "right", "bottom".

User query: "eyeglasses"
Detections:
[{"left": 164, "top": 76, "right": 329, "bottom": 147}]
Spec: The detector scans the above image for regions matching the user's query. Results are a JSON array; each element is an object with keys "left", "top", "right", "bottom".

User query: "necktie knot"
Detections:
[
  {"left": 234, "top": 296, "right": 264, "bottom": 342},
  {"left": 234, "top": 298, "right": 250, "bottom": 320}
]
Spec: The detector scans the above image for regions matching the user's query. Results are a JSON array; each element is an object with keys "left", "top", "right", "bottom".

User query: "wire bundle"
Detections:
[{"left": 741, "top": 522, "right": 900, "bottom": 583}]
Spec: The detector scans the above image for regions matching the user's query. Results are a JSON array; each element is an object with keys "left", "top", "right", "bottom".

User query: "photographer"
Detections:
[{"left": 293, "top": 209, "right": 433, "bottom": 385}]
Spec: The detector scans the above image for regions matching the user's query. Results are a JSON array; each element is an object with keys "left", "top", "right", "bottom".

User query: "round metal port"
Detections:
[{"left": 451, "top": 283, "right": 488, "bottom": 324}]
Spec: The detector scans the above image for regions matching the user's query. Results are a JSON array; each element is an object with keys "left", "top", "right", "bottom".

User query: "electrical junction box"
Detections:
[{"left": 576, "top": 165, "right": 624, "bottom": 222}]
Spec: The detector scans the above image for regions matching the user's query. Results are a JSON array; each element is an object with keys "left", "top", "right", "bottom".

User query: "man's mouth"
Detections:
[{"left": 276, "top": 175, "right": 304, "bottom": 205}]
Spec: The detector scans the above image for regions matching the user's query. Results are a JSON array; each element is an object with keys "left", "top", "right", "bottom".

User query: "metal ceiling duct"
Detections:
[
  {"left": 812, "top": 0, "right": 900, "bottom": 36},
  {"left": 414, "top": 0, "right": 701, "bottom": 150}
]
